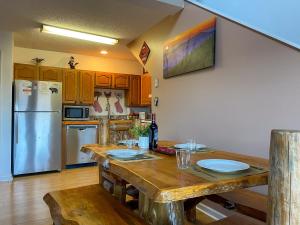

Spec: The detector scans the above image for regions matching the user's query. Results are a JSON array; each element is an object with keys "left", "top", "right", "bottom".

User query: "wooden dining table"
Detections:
[{"left": 82, "top": 141, "right": 269, "bottom": 225}]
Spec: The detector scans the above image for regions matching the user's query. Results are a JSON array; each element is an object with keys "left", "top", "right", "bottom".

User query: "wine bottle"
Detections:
[{"left": 149, "top": 113, "right": 158, "bottom": 150}]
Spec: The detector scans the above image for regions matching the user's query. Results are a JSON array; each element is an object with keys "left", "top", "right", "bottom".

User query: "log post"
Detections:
[
  {"left": 268, "top": 130, "right": 300, "bottom": 225},
  {"left": 138, "top": 192, "right": 185, "bottom": 225}
]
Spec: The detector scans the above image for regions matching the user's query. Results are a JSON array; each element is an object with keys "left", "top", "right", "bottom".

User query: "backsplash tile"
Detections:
[{"left": 89, "top": 89, "right": 130, "bottom": 116}]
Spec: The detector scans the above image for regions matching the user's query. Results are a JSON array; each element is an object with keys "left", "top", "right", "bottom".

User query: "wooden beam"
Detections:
[{"left": 268, "top": 130, "right": 300, "bottom": 225}]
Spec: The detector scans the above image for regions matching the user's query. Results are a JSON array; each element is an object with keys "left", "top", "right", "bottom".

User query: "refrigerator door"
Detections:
[
  {"left": 13, "top": 111, "right": 61, "bottom": 175},
  {"left": 66, "top": 125, "right": 98, "bottom": 165},
  {"left": 14, "top": 80, "right": 62, "bottom": 112}
]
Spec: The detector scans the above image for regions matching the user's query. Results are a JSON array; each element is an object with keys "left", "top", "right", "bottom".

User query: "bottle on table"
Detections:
[{"left": 149, "top": 113, "right": 158, "bottom": 150}]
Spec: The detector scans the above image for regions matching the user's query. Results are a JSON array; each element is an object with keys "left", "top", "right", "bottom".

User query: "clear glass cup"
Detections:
[
  {"left": 126, "top": 139, "right": 134, "bottom": 149},
  {"left": 187, "top": 138, "right": 196, "bottom": 151},
  {"left": 176, "top": 149, "right": 191, "bottom": 169}
]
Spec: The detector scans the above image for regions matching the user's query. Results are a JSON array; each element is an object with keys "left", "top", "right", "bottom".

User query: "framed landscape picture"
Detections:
[{"left": 163, "top": 17, "right": 216, "bottom": 78}]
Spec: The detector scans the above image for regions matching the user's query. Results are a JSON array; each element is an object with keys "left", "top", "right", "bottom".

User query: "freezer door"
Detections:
[
  {"left": 13, "top": 111, "right": 62, "bottom": 175},
  {"left": 66, "top": 125, "right": 98, "bottom": 165},
  {"left": 14, "top": 80, "right": 62, "bottom": 112}
]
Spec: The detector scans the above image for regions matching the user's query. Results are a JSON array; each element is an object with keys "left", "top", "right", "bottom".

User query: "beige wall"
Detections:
[
  {"left": 128, "top": 2, "right": 300, "bottom": 161},
  {"left": 14, "top": 47, "right": 143, "bottom": 75},
  {"left": 0, "top": 32, "right": 13, "bottom": 181}
]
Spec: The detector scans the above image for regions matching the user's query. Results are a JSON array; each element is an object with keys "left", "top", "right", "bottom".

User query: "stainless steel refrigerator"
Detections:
[{"left": 13, "top": 80, "right": 62, "bottom": 175}]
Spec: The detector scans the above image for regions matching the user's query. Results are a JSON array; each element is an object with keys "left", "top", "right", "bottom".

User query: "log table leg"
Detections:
[
  {"left": 138, "top": 192, "right": 185, "bottom": 225},
  {"left": 184, "top": 197, "right": 205, "bottom": 222},
  {"left": 268, "top": 130, "right": 300, "bottom": 225}
]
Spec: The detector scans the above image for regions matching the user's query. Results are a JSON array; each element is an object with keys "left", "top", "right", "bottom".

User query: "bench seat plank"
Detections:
[
  {"left": 43, "top": 184, "right": 147, "bottom": 225},
  {"left": 209, "top": 214, "right": 266, "bottom": 225},
  {"left": 206, "top": 189, "right": 267, "bottom": 222}
]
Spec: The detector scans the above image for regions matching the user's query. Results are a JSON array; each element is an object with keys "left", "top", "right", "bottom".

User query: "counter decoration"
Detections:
[{"left": 130, "top": 121, "right": 150, "bottom": 149}]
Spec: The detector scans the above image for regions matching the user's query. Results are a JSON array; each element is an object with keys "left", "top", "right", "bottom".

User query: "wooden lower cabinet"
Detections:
[
  {"left": 14, "top": 63, "right": 38, "bottom": 80},
  {"left": 126, "top": 75, "right": 141, "bottom": 106},
  {"left": 141, "top": 74, "right": 152, "bottom": 106},
  {"left": 39, "top": 66, "right": 62, "bottom": 82},
  {"left": 79, "top": 70, "right": 95, "bottom": 105},
  {"left": 63, "top": 69, "right": 78, "bottom": 104},
  {"left": 113, "top": 74, "right": 129, "bottom": 89}
]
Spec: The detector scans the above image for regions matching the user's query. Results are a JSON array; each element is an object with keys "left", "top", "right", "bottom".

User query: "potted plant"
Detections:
[{"left": 130, "top": 122, "right": 150, "bottom": 149}]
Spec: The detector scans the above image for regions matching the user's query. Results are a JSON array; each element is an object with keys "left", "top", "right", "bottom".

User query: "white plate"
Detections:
[
  {"left": 118, "top": 139, "right": 138, "bottom": 145},
  {"left": 174, "top": 143, "right": 207, "bottom": 149},
  {"left": 196, "top": 159, "right": 250, "bottom": 173},
  {"left": 106, "top": 149, "right": 142, "bottom": 159}
]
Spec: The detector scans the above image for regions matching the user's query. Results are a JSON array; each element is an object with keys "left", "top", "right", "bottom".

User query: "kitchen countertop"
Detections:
[{"left": 62, "top": 120, "right": 100, "bottom": 125}]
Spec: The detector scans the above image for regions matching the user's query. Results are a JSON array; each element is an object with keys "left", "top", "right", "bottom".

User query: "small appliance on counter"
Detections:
[
  {"left": 63, "top": 105, "right": 90, "bottom": 120},
  {"left": 13, "top": 80, "right": 62, "bottom": 175}
]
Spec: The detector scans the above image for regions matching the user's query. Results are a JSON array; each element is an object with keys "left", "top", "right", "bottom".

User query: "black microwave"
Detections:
[{"left": 63, "top": 105, "right": 90, "bottom": 120}]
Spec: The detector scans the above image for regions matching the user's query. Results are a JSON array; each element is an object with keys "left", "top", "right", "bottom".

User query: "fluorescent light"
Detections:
[
  {"left": 100, "top": 50, "right": 108, "bottom": 55},
  {"left": 41, "top": 25, "right": 118, "bottom": 45}
]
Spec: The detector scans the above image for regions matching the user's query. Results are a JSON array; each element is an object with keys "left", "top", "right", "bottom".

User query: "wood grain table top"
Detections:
[{"left": 82, "top": 141, "right": 269, "bottom": 203}]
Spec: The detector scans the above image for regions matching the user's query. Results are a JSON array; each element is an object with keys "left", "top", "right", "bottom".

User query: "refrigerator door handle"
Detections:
[{"left": 15, "top": 112, "right": 18, "bottom": 144}]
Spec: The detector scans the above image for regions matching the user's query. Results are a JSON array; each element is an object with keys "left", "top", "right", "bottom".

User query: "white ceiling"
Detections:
[{"left": 0, "top": 0, "right": 182, "bottom": 60}]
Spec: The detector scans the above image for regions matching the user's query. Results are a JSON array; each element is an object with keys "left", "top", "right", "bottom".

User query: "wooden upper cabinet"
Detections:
[
  {"left": 14, "top": 63, "right": 38, "bottom": 80},
  {"left": 126, "top": 75, "right": 141, "bottom": 106},
  {"left": 95, "top": 72, "right": 112, "bottom": 88},
  {"left": 113, "top": 74, "right": 129, "bottom": 89},
  {"left": 39, "top": 66, "right": 62, "bottom": 82},
  {"left": 62, "top": 69, "right": 78, "bottom": 104},
  {"left": 79, "top": 70, "right": 95, "bottom": 105},
  {"left": 141, "top": 74, "right": 152, "bottom": 106}
]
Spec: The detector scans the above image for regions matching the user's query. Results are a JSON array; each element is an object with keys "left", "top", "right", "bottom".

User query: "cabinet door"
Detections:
[
  {"left": 39, "top": 66, "right": 62, "bottom": 82},
  {"left": 126, "top": 75, "right": 141, "bottom": 106},
  {"left": 14, "top": 63, "right": 38, "bottom": 80},
  {"left": 141, "top": 74, "right": 152, "bottom": 106},
  {"left": 63, "top": 69, "right": 78, "bottom": 104},
  {"left": 113, "top": 74, "right": 129, "bottom": 89},
  {"left": 79, "top": 70, "right": 95, "bottom": 105},
  {"left": 95, "top": 72, "right": 112, "bottom": 88}
]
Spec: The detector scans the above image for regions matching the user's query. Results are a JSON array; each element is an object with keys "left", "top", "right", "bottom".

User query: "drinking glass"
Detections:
[
  {"left": 176, "top": 149, "right": 191, "bottom": 169},
  {"left": 126, "top": 139, "right": 134, "bottom": 149},
  {"left": 187, "top": 138, "right": 196, "bottom": 151}
]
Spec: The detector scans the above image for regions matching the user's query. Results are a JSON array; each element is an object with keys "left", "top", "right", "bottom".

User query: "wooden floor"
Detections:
[
  {"left": 0, "top": 166, "right": 214, "bottom": 225},
  {"left": 0, "top": 167, "right": 99, "bottom": 225}
]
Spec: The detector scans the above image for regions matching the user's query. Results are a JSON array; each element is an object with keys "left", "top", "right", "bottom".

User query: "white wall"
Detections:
[
  {"left": 129, "top": 2, "right": 300, "bottom": 160},
  {"left": 188, "top": 0, "right": 300, "bottom": 49},
  {"left": 0, "top": 32, "right": 13, "bottom": 181},
  {"left": 14, "top": 47, "right": 143, "bottom": 75}
]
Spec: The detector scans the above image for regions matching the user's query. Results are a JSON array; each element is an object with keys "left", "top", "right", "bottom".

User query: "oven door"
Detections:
[{"left": 64, "top": 107, "right": 89, "bottom": 120}]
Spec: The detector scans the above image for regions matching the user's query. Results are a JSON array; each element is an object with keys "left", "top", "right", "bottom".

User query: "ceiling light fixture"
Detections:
[
  {"left": 41, "top": 25, "right": 118, "bottom": 45},
  {"left": 100, "top": 50, "right": 108, "bottom": 55}
]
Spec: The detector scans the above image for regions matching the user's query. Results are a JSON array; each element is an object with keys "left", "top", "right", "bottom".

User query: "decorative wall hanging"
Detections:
[
  {"left": 139, "top": 41, "right": 151, "bottom": 65},
  {"left": 163, "top": 17, "right": 216, "bottom": 78},
  {"left": 93, "top": 91, "right": 102, "bottom": 113}
]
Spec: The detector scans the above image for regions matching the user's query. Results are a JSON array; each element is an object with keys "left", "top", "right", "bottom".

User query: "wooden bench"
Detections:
[
  {"left": 43, "top": 184, "right": 147, "bottom": 225},
  {"left": 209, "top": 214, "right": 266, "bottom": 225},
  {"left": 206, "top": 189, "right": 267, "bottom": 222}
]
